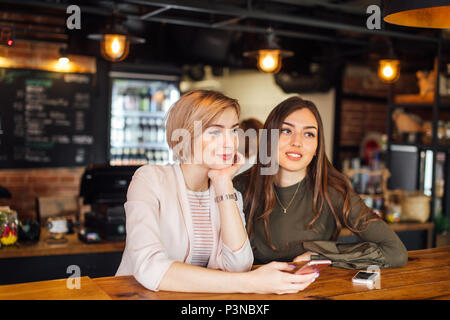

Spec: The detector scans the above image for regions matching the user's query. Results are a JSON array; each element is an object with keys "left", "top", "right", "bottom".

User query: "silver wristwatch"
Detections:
[{"left": 214, "top": 193, "right": 238, "bottom": 203}]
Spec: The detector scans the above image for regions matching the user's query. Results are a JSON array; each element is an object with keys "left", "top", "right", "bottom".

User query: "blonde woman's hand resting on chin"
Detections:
[
  {"left": 208, "top": 152, "right": 245, "bottom": 183},
  {"left": 242, "top": 261, "right": 318, "bottom": 295}
]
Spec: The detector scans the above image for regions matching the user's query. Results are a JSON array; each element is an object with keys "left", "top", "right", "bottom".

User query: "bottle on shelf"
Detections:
[
  {"left": 110, "top": 148, "right": 116, "bottom": 166},
  {"left": 116, "top": 148, "right": 123, "bottom": 166},
  {"left": 146, "top": 149, "right": 154, "bottom": 164},
  {"left": 124, "top": 88, "right": 133, "bottom": 111},
  {"left": 124, "top": 118, "right": 133, "bottom": 143},
  {"left": 360, "top": 166, "right": 370, "bottom": 195},
  {"left": 122, "top": 148, "right": 130, "bottom": 166},
  {"left": 161, "top": 150, "right": 169, "bottom": 164},
  {"left": 351, "top": 158, "right": 361, "bottom": 193},
  {"left": 153, "top": 90, "right": 165, "bottom": 112},
  {"left": 140, "top": 118, "right": 147, "bottom": 144},
  {"left": 149, "top": 88, "right": 156, "bottom": 112},
  {"left": 113, "top": 91, "right": 124, "bottom": 112},
  {"left": 139, "top": 148, "right": 147, "bottom": 165},
  {"left": 168, "top": 86, "right": 180, "bottom": 111},
  {"left": 445, "top": 121, "right": 450, "bottom": 146},
  {"left": 438, "top": 120, "right": 445, "bottom": 144},
  {"left": 143, "top": 118, "right": 148, "bottom": 143},
  {"left": 156, "top": 118, "right": 165, "bottom": 143},
  {"left": 140, "top": 88, "right": 150, "bottom": 112},
  {"left": 149, "top": 118, "right": 157, "bottom": 143},
  {"left": 371, "top": 151, "right": 383, "bottom": 195},
  {"left": 130, "top": 148, "right": 138, "bottom": 165},
  {"left": 154, "top": 150, "right": 161, "bottom": 164}
]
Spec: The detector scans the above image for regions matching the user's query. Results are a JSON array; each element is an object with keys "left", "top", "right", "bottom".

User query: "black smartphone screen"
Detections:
[{"left": 355, "top": 272, "right": 376, "bottom": 280}]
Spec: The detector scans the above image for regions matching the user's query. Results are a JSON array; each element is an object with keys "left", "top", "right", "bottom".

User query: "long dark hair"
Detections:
[{"left": 243, "top": 96, "right": 379, "bottom": 250}]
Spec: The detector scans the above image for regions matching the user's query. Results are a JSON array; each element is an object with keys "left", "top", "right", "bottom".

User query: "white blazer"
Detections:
[{"left": 115, "top": 163, "right": 253, "bottom": 291}]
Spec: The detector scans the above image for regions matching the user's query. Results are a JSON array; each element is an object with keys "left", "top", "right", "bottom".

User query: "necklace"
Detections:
[{"left": 274, "top": 181, "right": 301, "bottom": 214}]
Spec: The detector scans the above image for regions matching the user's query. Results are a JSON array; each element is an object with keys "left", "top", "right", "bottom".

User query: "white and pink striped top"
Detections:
[{"left": 186, "top": 189, "right": 213, "bottom": 267}]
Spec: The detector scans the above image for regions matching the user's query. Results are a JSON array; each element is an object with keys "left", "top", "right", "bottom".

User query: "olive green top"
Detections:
[{"left": 233, "top": 170, "right": 408, "bottom": 266}]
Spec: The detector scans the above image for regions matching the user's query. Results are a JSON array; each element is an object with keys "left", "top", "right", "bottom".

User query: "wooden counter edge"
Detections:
[
  {"left": 339, "top": 221, "right": 434, "bottom": 237},
  {"left": 0, "top": 228, "right": 125, "bottom": 259}
]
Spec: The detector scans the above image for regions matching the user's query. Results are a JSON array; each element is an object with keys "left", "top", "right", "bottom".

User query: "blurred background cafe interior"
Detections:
[{"left": 0, "top": 0, "right": 449, "bottom": 285}]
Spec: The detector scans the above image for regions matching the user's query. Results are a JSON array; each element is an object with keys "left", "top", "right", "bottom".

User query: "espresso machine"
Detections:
[{"left": 79, "top": 165, "right": 137, "bottom": 242}]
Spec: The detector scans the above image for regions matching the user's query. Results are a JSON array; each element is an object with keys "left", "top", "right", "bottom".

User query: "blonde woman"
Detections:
[{"left": 116, "top": 90, "right": 317, "bottom": 294}]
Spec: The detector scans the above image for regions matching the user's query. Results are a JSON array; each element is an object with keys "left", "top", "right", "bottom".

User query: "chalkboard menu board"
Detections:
[{"left": 0, "top": 68, "right": 94, "bottom": 168}]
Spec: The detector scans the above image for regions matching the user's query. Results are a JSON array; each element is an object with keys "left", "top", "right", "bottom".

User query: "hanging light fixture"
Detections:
[
  {"left": 88, "top": 16, "right": 145, "bottom": 62},
  {"left": 374, "top": 37, "right": 401, "bottom": 84},
  {"left": 383, "top": 0, "right": 450, "bottom": 29},
  {"left": 243, "top": 29, "right": 293, "bottom": 74}
]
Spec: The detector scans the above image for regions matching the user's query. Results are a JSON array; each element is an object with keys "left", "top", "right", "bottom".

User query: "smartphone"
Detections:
[
  {"left": 352, "top": 271, "right": 379, "bottom": 285},
  {"left": 294, "top": 260, "right": 332, "bottom": 275}
]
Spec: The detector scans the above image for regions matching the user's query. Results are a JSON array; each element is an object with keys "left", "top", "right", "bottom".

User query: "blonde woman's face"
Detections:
[
  {"left": 192, "top": 107, "right": 240, "bottom": 169},
  {"left": 277, "top": 108, "right": 318, "bottom": 174}
]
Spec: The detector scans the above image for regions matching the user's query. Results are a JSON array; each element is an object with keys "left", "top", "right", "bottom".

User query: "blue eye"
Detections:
[
  {"left": 209, "top": 130, "right": 220, "bottom": 135},
  {"left": 305, "top": 132, "right": 316, "bottom": 138},
  {"left": 281, "top": 128, "right": 291, "bottom": 134}
]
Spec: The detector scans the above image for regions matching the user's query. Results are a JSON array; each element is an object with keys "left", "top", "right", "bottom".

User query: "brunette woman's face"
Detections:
[
  {"left": 277, "top": 108, "right": 318, "bottom": 174},
  {"left": 193, "top": 107, "right": 240, "bottom": 169}
]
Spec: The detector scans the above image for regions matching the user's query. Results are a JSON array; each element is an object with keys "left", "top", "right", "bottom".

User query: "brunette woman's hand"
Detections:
[
  {"left": 293, "top": 251, "right": 319, "bottom": 262},
  {"left": 244, "top": 261, "right": 318, "bottom": 295},
  {"left": 207, "top": 152, "right": 245, "bottom": 183}
]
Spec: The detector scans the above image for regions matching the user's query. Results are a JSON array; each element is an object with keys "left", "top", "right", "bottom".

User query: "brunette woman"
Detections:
[{"left": 233, "top": 96, "right": 408, "bottom": 266}]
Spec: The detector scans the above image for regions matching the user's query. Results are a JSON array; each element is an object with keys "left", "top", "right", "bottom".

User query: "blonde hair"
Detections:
[{"left": 165, "top": 90, "right": 241, "bottom": 161}]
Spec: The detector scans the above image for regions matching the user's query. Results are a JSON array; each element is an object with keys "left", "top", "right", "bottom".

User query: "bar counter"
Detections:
[
  {"left": 0, "top": 228, "right": 125, "bottom": 259},
  {"left": 0, "top": 246, "right": 448, "bottom": 300}
]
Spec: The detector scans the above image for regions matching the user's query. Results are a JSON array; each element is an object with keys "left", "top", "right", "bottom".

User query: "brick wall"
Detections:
[
  {"left": 340, "top": 100, "right": 387, "bottom": 146},
  {"left": 0, "top": 168, "right": 86, "bottom": 220},
  {"left": 0, "top": 12, "right": 95, "bottom": 73}
]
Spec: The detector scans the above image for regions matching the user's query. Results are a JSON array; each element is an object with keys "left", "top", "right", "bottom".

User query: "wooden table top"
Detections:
[
  {"left": 0, "top": 276, "right": 111, "bottom": 300},
  {"left": 0, "top": 228, "right": 125, "bottom": 259},
  {"left": 1, "top": 246, "right": 448, "bottom": 300}
]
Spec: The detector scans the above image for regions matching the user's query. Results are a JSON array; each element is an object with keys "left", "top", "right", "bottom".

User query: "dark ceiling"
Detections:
[{"left": 0, "top": 0, "right": 448, "bottom": 74}]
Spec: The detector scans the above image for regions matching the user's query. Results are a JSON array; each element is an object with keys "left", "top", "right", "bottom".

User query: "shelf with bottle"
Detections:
[
  {"left": 110, "top": 117, "right": 167, "bottom": 147},
  {"left": 111, "top": 142, "right": 169, "bottom": 149},
  {"left": 344, "top": 167, "right": 389, "bottom": 196},
  {"left": 343, "top": 153, "right": 390, "bottom": 219},
  {"left": 391, "top": 108, "right": 450, "bottom": 147},
  {"left": 112, "top": 85, "right": 179, "bottom": 114},
  {"left": 111, "top": 110, "right": 166, "bottom": 118},
  {"left": 109, "top": 147, "right": 171, "bottom": 166}
]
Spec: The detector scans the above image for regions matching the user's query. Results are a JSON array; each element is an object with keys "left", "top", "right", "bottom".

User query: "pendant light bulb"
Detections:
[
  {"left": 258, "top": 50, "right": 282, "bottom": 73},
  {"left": 378, "top": 59, "right": 400, "bottom": 83},
  {"left": 101, "top": 34, "right": 129, "bottom": 62}
]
